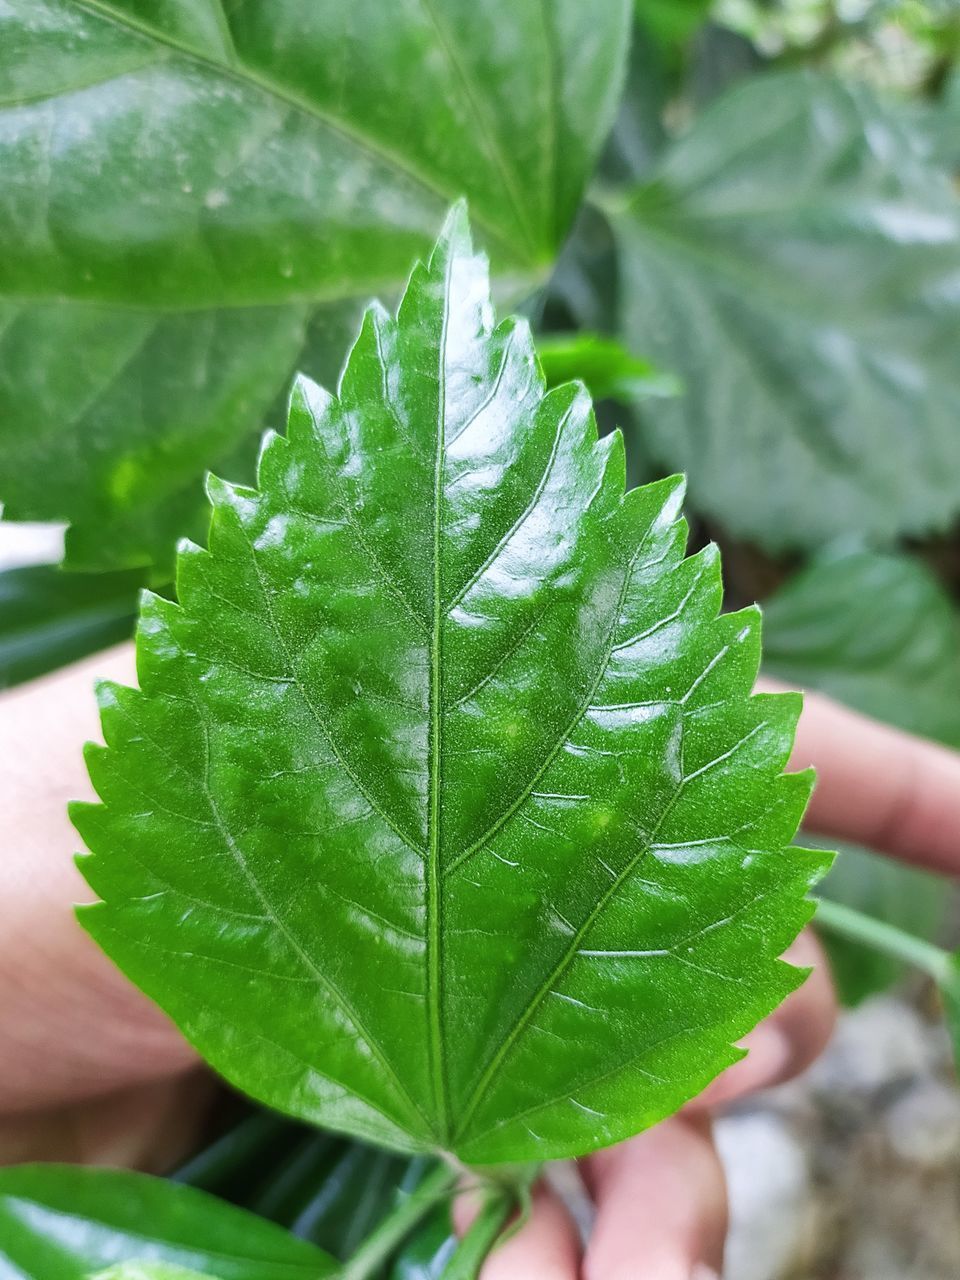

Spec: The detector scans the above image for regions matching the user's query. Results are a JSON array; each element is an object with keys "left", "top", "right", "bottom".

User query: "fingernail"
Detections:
[{"left": 690, "top": 1266, "right": 721, "bottom": 1280}]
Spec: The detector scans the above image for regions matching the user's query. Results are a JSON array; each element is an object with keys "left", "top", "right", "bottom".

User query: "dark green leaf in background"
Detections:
[
  {"left": 763, "top": 548, "right": 960, "bottom": 748},
  {"left": 74, "top": 207, "right": 826, "bottom": 1168},
  {"left": 0, "top": 0, "right": 630, "bottom": 570},
  {"left": 765, "top": 547, "right": 960, "bottom": 1001},
  {"left": 389, "top": 1207, "right": 457, "bottom": 1280},
  {"left": 0, "top": 562, "right": 140, "bottom": 690},
  {"left": 600, "top": 16, "right": 671, "bottom": 184},
  {"left": 0, "top": 303, "right": 308, "bottom": 572},
  {"left": 171, "top": 1108, "right": 438, "bottom": 1264},
  {"left": 0, "top": 1164, "right": 335, "bottom": 1279},
  {"left": 613, "top": 71, "right": 960, "bottom": 550},
  {"left": 686, "top": 20, "right": 765, "bottom": 107},
  {"left": 245, "top": 1135, "right": 426, "bottom": 1259},
  {"left": 635, "top": 0, "right": 712, "bottom": 51}
]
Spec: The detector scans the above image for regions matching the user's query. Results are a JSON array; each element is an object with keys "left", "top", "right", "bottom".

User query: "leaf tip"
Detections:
[
  {"left": 288, "top": 371, "right": 333, "bottom": 434},
  {"left": 660, "top": 472, "right": 687, "bottom": 514},
  {"left": 92, "top": 677, "right": 122, "bottom": 711},
  {"left": 789, "top": 763, "right": 817, "bottom": 813},
  {"left": 803, "top": 846, "right": 837, "bottom": 888},
  {"left": 68, "top": 799, "right": 99, "bottom": 840},
  {"left": 434, "top": 197, "right": 473, "bottom": 262},
  {"left": 202, "top": 470, "right": 229, "bottom": 506}
]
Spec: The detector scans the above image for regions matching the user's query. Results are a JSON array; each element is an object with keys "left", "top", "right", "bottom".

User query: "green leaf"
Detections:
[
  {"left": 90, "top": 1265, "right": 215, "bottom": 1280},
  {"left": 170, "top": 1110, "right": 302, "bottom": 1199},
  {"left": 245, "top": 1135, "right": 427, "bottom": 1258},
  {"left": 389, "top": 1207, "right": 457, "bottom": 1280},
  {"left": 172, "top": 1106, "right": 437, "bottom": 1263},
  {"left": 600, "top": 18, "right": 670, "bottom": 183},
  {"left": 612, "top": 71, "right": 960, "bottom": 550},
  {"left": 0, "top": 303, "right": 309, "bottom": 572},
  {"left": 0, "top": 0, "right": 631, "bottom": 570},
  {"left": 0, "top": 1164, "right": 335, "bottom": 1279},
  {"left": 636, "top": 0, "right": 711, "bottom": 49},
  {"left": 536, "top": 333, "right": 680, "bottom": 403},
  {"left": 75, "top": 206, "right": 827, "bottom": 1167},
  {"left": 0, "top": 562, "right": 140, "bottom": 690},
  {"left": 763, "top": 548, "right": 960, "bottom": 749},
  {"left": 765, "top": 548, "right": 960, "bottom": 1000}
]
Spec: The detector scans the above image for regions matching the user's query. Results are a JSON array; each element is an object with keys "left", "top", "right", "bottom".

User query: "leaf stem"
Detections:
[
  {"left": 442, "top": 1187, "right": 514, "bottom": 1280},
  {"left": 815, "top": 896, "right": 953, "bottom": 987},
  {"left": 340, "top": 1161, "right": 458, "bottom": 1280}
]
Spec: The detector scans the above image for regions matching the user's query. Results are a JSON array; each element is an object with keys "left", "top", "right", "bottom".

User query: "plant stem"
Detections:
[
  {"left": 815, "top": 897, "right": 953, "bottom": 987},
  {"left": 443, "top": 1188, "right": 514, "bottom": 1280},
  {"left": 340, "top": 1161, "right": 459, "bottom": 1280}
]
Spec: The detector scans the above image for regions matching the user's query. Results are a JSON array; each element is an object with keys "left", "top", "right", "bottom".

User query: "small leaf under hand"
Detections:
[{"left": 0, "top": 1165, "right": 335, "bottom": 1279}]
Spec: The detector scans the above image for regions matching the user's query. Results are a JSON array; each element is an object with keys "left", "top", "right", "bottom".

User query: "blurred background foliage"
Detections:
[{"left": 1, "top": 0, "right": 960, "bottom": 1264}]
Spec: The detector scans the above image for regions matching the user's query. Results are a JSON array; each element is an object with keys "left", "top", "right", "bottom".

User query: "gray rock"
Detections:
[
  {"left": 883, "top": 1077, "right": 960, "bottom": 1168},
  {"left": 716, "top": 1110, "right": 819, "bottom": 1280}
]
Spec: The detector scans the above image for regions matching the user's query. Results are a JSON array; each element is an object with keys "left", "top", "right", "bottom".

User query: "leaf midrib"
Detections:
[
  {"left": 426, "top": 245, "right": 454, "bottom": 1144},
  {"left": 64, "top": 0, "right": 534, "bottom": 267}
]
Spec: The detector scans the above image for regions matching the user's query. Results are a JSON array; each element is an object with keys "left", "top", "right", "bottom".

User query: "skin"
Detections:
[{"left": 2, "top": 648, "right": 959, "bottom": 1276}]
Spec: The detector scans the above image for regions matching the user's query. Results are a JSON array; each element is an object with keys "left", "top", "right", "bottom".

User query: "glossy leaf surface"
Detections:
[
  {"left": 0, "top": 0, "right": 629, "bottom": 569},
  {"left": 76, "top": 208, "right": 826, "bottom": 1166},
  {"left": 0, "top": 1165, "right": 335, "bottom": 1279},
  {"left": 613, "top": 71, "right": 960, "bottom": 549},
  {"left": 765, "top": 549, "right": 960, "bottom": 1001}
]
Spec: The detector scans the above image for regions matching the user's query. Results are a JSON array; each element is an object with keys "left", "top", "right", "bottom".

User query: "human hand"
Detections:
[
  {"left": 0, "top": 645, "right": 203, "bottom": 1169},
  {"left": 2, "top": 653, "right": 959, "bottom": 1275}
]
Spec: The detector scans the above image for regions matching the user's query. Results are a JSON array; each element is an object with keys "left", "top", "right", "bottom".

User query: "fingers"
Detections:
[
  {"left": 690, "top": 929, "right": 836, "bottom": 1111},
  {"left": 0, "top": 645, "right": 195, "bottom": 1114},
  {"left": 452, "top": 1183, "right": 581, "bottom": 1280},
  {"left": 758, "top": 679, "right": 960, "bottom": 876},
  {"left": 0, "top": 1070, "right": 213, "bottom": 1171},
  {"left": 582, "top": 1115, "right": 727, "bottom": 1280}
]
